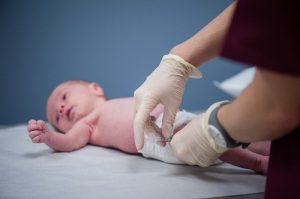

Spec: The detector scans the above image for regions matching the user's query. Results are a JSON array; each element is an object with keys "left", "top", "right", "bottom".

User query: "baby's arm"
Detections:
[{"left": 27, "top": 119, "right": 91, "bottom": 152}]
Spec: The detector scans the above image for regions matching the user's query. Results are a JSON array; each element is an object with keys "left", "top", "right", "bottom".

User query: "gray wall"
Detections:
[{"left": 1, "top": 0, "right": 247, "bottom": 125}]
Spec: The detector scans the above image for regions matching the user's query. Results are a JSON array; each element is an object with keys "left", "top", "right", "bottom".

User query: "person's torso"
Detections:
[{"left": 87, "top": 97, "right": 138, "bottom": 153}]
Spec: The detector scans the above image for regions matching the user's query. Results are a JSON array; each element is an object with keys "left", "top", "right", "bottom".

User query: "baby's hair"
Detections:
[
  {"left": 61, "top": 80, "right": 90, "bottom": 86},
  {"left": 47, "top": 80, "right": 90, "bottom": 102}
]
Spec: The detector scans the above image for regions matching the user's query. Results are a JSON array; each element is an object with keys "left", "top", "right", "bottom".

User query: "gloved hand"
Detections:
[
  {"left": 170, "top": 101, "right": 229, "bottom": 167},
  {"left": 134, "top": 54, "right": 202, "bottom": 150}
]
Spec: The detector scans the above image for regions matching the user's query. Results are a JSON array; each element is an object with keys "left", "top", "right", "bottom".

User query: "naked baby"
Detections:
[
  {"left": 27, "top": 80, "right": 191, "bottom": 163},
  {"left": 27, "top": 80, "right": 269, "bottom": 173}
]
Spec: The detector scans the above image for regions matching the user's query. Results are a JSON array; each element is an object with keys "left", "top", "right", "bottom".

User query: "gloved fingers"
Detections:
[
  {"left": 133, "top": 85, "right": 144, "bottom": 114},
  {"left": 170, "top": 123, "right": 199, "bottom": 165},
  {"left": 149, "top": 116, "right": 162, "bottom": 135},
  {"left": 170, "top": 115, "right": 221, "bottom": 167},
  {"left": 161, "top": 107, "right": 178, "bottom": 139},
  {"left": 171, "top": 130, "right": 206, "bottom": 166},
  {"left": 144, "top": 116, "right": 162, "bottom": 135},
  {"left": 170, "top": 132, "right": 190, "bottom": 162},
  {"left": 134, "top": 96, "right": 159, "bottom": 150}
]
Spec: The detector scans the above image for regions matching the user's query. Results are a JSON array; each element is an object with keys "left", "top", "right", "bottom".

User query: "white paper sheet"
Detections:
[{"left": 0, "top": 125, "right": 265, "bottom": 199}]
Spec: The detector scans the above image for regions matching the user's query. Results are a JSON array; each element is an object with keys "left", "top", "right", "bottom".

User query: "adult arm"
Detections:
[
  {"left": 134, "top": 2, "right": 237, "bottom": 149},
  {"left": 170, "top": 1, "right": 237, "bottom": 66},
  {"left": 218, "top": 67, "right": 300, "bottom": 142},
  {"left": 171, "top": 68, "right": 300, "bottom": 166}
]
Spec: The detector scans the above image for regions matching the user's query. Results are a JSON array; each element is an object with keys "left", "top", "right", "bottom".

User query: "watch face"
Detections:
[{"left": 208, "top": 125, "right": 227, "bottom": 148}]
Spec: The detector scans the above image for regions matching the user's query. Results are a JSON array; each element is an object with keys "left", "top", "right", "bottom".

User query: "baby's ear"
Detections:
[{"left": 89, "top": 82, "right": 105, "bottom": 97}]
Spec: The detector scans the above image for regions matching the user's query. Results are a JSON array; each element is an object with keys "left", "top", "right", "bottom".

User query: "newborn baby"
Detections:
[
  {"left": 27, "top": 80, "right": 191, "bottom": 163},
  {"left": 27, "top": 80, "right": 270, "bottom": 172}
]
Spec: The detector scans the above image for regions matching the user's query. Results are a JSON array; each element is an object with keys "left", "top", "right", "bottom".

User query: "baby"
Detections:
[
  {"left": 27, "top": 80, "right": 189, "bottom": 163},
  {"left": 27, "top": 80, "right": 269, "bottom": 172}
]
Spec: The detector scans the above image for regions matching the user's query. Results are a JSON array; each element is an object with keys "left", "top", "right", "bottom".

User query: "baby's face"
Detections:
[{"left": 47, "top": 82, "right": 103, "bottom": 132}]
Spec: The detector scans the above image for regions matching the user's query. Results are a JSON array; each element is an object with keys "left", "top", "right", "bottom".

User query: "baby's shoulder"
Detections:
[{"left": 80, "top": 109, "right": 101, "bottom": 126}]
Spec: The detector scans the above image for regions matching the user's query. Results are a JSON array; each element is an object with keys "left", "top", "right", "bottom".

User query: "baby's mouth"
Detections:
[{"left": 66, "top": 107, "right": 73, "bottom": 121}]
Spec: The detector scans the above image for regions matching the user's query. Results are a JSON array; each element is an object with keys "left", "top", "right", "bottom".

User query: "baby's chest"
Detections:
[{"left": 88, "top": 116, "right": 133, "bottom": 146}]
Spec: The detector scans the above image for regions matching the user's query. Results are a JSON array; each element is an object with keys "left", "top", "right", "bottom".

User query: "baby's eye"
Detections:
[
  {"left": 56, "top": 115, "right": 60, "bottom": 123},
  {"left": 62, "top": 93, "right": 67, "bottom": 101}
]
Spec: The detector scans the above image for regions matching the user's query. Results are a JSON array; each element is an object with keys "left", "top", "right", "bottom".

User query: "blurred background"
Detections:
[{"left": 0, "top": 0, "right": 249, "bottom": 125}]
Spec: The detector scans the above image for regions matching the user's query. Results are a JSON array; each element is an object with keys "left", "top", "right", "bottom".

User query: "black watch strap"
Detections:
[{"left": 209, "top": 103, "right": 249, "bottom": 148}]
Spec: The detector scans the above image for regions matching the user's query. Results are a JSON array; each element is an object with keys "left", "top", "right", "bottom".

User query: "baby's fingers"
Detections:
[
  {"left": 27, "top": 124, "right": 40, "bottom": 132},
  {"left": 27, "top": 120, "right": 40, "bottom": 130},
  {"left": 37, "top": 120, "right": 49, "bottom": 132},
  {"left": 37, "top": 120, "right": 45, "bottom": 127},
  {"left": 32, "top": 135, "right": 41, "bottom": 143},
  {"left": 28, "top": 130, "right": 42, "bottom": 139},
  {"left": 28, "top": 119, "right": 37, "bottom": 125},
  {"left": 27, "top": 120, "right": 46, "bottom": 132}
]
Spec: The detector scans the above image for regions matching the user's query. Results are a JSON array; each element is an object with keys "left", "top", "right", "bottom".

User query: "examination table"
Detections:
[{"left": 0, "top": 125, "right": 265, "bottom": 199}]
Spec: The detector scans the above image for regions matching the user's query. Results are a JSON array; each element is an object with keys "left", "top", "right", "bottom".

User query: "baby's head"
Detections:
[{"left": 46, "top": 80, "right": 106, "bottom": 133}]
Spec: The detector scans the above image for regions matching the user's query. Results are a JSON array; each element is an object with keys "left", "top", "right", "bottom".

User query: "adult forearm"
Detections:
[
  {"left": 218, "top": 68, "right": 300, "bottom": 143},
  {"left": 170, "top": 1, "right": 237, "bottom": 66}
]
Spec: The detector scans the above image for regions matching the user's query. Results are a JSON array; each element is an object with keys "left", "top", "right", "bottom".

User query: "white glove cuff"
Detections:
[
  {"left": 203, "top": 101, "right": 230, "bottom": 153},
  {"left": 163, "top": 54, "right": 202, "bottom": 79}
]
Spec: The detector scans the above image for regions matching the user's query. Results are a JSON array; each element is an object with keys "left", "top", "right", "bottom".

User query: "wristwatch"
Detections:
[{"left": 207, "top": 102, "right": 249, "bottom": 148}]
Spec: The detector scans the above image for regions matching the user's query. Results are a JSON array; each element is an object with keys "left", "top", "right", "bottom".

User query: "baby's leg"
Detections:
[
  {"left": 248, "top": 141, "right": 270, "bottom": 156},
  {"left": 219, "top": 147, "right": 269, "bottom": 175}
]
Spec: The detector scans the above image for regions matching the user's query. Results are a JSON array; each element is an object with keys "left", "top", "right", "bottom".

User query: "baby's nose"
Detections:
[{"left": 59, "top": 105, "right": 65, "bottom": 114}]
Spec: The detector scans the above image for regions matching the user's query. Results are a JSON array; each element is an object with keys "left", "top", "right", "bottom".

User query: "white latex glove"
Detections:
[
  {"left": 170, "top": 101, "right": 229, "bottom": 167},
  {"left": 134, "top": 54, "right": 202, "bottom": 150}
]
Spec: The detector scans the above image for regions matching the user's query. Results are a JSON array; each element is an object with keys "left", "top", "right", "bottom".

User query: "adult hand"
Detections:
[
  {"left": 134, "top": 54, "right": 201, "bottom": 150},
  {"left": 170, "top": 101, "right": 229, "bottom": 167}
]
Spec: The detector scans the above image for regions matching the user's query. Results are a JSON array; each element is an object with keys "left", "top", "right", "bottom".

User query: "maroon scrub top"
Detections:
[
  {"left": 220, "top": 1, "right": 300, "bottom": 198},
  {"left": 221, "top": 0, "right": 300, "bottom": 75}
]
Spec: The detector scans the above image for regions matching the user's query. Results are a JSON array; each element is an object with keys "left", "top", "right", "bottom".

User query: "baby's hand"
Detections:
[{"left": 27, "top": 119, "right": 51, "bottom": 143}]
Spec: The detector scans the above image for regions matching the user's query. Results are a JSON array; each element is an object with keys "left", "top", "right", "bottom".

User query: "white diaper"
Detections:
[{"left": 139, "top": 111, "right": 197, "bottom": 164}]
